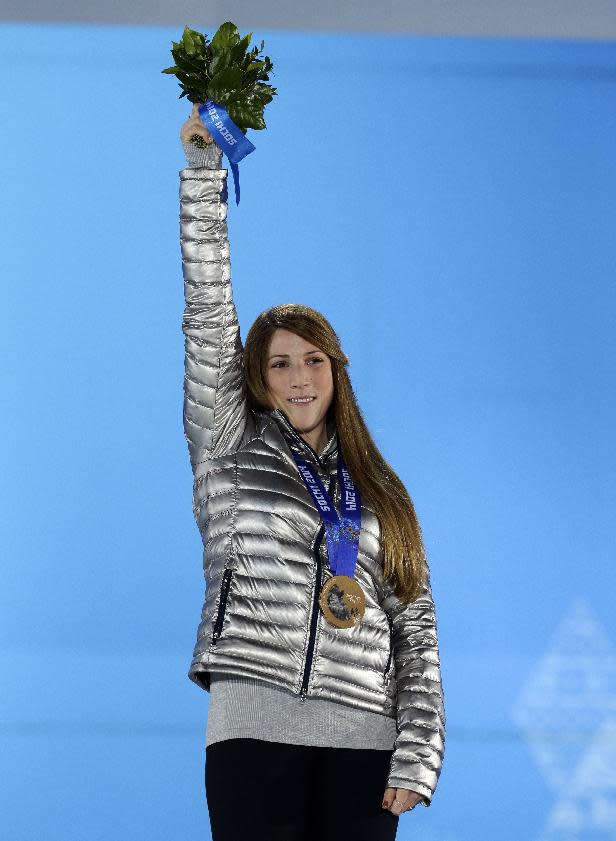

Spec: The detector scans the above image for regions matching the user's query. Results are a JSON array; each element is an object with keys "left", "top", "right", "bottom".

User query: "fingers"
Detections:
[
  {"left": 391, "top": 792, "right": 415, "bottom": 815},
  {"left": 382, "top": 786, "right": 396, "bottom": 809},
  {"left": 179, "top": 102, "right": 209, "bottom": 143},
  {"left": 182, "top": 126, "right": 212, "bottom": 143},
  {"left": 180, "top": 109, "right": 213, "bottom": 144},
  {"left": 382, "top": 787, "right": 422, "bottom": 815}
]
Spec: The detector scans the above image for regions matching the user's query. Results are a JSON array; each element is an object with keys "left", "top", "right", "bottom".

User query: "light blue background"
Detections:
[{"left": 1, "top": 22, "right": 615, "bottom": 841}]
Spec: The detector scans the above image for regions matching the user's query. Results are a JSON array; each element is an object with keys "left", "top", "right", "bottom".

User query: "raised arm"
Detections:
[
  {"left": 380, "top": 565, "right": 446, "bottom": 807},
  {"left": 179, "top": 110, "right": 248, "bottom": 473}
]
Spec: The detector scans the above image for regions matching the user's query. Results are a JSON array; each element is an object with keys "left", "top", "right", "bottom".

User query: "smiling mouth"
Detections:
[{"left": 288, "top": 397, "right": 316, "bottom": 404}]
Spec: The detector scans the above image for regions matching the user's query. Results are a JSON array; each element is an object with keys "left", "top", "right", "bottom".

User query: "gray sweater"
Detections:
[{"left": 182, "top": 138, "right": 398, "bottom": 752}]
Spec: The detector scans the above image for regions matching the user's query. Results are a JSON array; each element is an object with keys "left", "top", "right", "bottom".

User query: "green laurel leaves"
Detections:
[{"left": 162, "top": 22, "right": 276, "bottom": 135}]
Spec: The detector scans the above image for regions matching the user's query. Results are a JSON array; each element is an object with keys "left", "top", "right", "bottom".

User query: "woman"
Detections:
[{"left": 179, "top": 104, "right": 446, "bottom": 841}]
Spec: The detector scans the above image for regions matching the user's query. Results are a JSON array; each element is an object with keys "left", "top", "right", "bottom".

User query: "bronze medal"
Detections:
[{"left": 319, "top": 574, "right": 366, "bottom": 628}]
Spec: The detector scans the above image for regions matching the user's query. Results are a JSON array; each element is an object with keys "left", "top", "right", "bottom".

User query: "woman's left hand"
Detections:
[
  {"left": 180, "top": 102, "right": 213, "bottom": 144},
  {"left": 382, "top": 786, "right": 424, "bottom": 815}
]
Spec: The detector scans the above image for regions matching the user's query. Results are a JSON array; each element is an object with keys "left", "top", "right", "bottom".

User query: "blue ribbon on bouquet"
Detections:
[{"left": 197, "top": 99, "right": 256, "bottom": 205}]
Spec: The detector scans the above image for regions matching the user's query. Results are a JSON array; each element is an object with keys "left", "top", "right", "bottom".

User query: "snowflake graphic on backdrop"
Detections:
[{"left": 512, "top": 598, "right": 616, "bottom": 840}]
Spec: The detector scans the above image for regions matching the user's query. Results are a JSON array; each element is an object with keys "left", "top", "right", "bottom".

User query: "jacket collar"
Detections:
[{"left": 267, "top": 408, "right": 338, "bottom": 469}]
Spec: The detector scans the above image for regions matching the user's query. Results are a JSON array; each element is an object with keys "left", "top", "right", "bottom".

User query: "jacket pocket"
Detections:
[
  {"left": 384, "top": 612, "right": 394, "bottom": 677},
  {"left": 211, "top": 567, "right": 234, "bottom": 645}
]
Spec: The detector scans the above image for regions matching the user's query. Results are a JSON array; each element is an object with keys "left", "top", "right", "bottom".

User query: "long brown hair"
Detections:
[{"left": 243, "top": 303, "right": 428, "bottom": 604}]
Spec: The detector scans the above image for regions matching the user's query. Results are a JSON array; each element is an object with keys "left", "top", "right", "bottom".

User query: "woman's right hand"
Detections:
[{"left": 180, "top": 102, "right": 213, "bottom": 145}]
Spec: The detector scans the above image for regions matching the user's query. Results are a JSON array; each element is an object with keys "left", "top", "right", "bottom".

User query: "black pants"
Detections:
[{"left": 205, "top": 737, "right": 399, "bottom": 841}]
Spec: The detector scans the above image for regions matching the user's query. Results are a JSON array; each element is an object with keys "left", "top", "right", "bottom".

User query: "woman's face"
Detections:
[{"left": 265, "top": 328, "right": 334, "bottom": 436}]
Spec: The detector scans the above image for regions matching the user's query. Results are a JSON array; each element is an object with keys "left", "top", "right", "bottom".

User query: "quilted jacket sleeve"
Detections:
[
  {"left": 380, "top": 566, "right": 446, "bottom": 806},
  {"left": 179, "top": 162, "right": 247, "bottom": 470}
]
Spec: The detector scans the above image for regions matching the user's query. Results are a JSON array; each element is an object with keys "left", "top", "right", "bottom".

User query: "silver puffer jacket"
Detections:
[{"left": 179, "top": 165, "right": 446, "bottom": 804}]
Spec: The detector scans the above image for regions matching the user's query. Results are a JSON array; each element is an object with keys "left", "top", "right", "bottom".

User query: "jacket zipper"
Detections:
[
  {"left": 384, "top": 611, "right": 394, "bottom": 677},
  {"left": 211, "top": 567, "right": 234, "bottom": 645},
  {"left": 270, "top": 408, "right": 338, "bottom": 702},
  {"left": 299, "top": 475, "right": 335, "bottom": 702}
]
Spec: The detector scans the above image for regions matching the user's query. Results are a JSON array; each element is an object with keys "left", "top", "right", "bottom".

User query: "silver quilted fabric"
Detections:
[{"left": 179, "top": 166, "right": 446, "bottom": 804}]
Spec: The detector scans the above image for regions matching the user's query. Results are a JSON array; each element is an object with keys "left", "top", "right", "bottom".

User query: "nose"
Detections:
[{"left": 289, "top": 362, "right": 311, "bottom": 388}]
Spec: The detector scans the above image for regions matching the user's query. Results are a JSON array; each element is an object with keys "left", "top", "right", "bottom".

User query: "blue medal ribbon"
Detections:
[
  {"left": 290, "top": 452, "right": 362, "bottom": 578},
  {"left": 197, "top": 99, "right": 256, "bottom": 205}
]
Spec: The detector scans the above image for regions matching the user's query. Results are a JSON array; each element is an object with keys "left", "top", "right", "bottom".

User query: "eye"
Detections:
[{"left": 270, "top": 357, "right": 324, "bottom": 368}]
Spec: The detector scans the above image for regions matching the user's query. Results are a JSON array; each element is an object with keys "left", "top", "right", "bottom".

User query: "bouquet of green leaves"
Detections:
[{"left": 162, "top": 21, "right": 276, "bottom": 147}]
